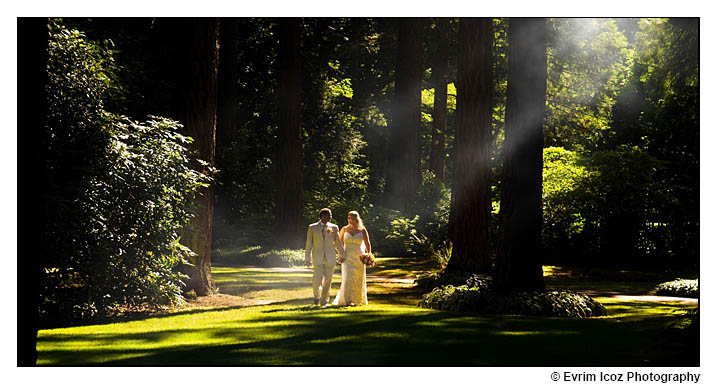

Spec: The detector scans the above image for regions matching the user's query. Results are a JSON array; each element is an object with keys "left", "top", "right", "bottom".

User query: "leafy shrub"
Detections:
[
  {"left": 41, "top": 20, "right": 208, "bottom": 325},
  {"left": 256, "top": 249, "right": 305, "bottom": 267},
  {"left": 415, "top": 270, "right": 492, "bottom": 292},
  {"left": 429, "top": 241, "right": 452, "bottom": 270},
  {"left": 655, "top": 278, "right": 698, "bottom": 298},
  {"left": 361, "top": 171, "right": 450, "bottom": 258},
  {"left": 213, "top": 246, "right": 305, "bottom": 267},
  {"left": 416, "top": 270, "right": 606, "bottom": 317},
  {"left": 419, "top": 285, "right": 607, "bottom": 318}
]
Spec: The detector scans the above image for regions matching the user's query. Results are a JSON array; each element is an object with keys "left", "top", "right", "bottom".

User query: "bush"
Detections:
[
  {"left": 417, "top": 270, "right": 607, "bottom": 317},
  {"left": 428, "top": 241, "right": 452, "bottom": 270},
  {"left": 655, "top": 278, "right": 698, "bottom": 298},
  {"left": 415, "top": 270, "right": 492, "bottom": 292},
  {"left": 41, "top": 20, "right": 208, "bottom": 324},
  {"left": 213, "top": 246, "right": 305, "bottom": 268},
  {"left": 256, "top": 249, "right": 305, "bottom": 267},
  {"left": 419, "top": 285, "right": 607, "bottom": 318}
]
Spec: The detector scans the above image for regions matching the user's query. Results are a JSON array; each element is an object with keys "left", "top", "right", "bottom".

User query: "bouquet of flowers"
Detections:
[{"left": 359, "top": 252, "right": 376, "bottom": 267}]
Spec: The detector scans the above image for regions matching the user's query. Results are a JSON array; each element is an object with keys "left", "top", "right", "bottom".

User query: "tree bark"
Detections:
[
  {"left": 496, "top": 18, "right": 548, "bottom": 292},
  {"left": 385, "top": 18, "right": 424, "bottom": 211},
  {"left": 217, "top": 18, "right": 240, "bottom": 145},
  {"left": 445, "top": 18, "right": 493, "bottom": 274},
  {"left": 176, "top": 18, "right": 220, "bottom": 296},
  {"left": 18, "top": 17, "right": 49, "bottom": 366},
  {"left": 429, "top": 18, "right": 449, "bottom": 182},
  {"left": 275, "top": 18, "right": 304, "bottom": 248}
]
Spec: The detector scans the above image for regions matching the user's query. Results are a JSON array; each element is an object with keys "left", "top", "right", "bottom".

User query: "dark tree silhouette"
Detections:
[
  {"left": 429, "top": 18, "right": 450, "bottom": 182},
  {"left": 349, "top": 18, "right": 369, "bottom": 123},
  {"left": 18, "top": 17, "right": 49, "bottom": 366},
  {"left": 496, "top": 18, "right": 548, "bottom": 292},
  {"left": 276, "top": 18, "right": 304, "bottom": 248},
  {"left": 217, "top": 18, "right": 240, "bottom": 144},
  {"left": 167, "top": 18, "right": 220, "bottom": 296},
  {"left": 385, "top": 18, "right": 424, "bottom": 210},
  {"left": 445, "top": 18, "right": 493, "bottom": 274}
]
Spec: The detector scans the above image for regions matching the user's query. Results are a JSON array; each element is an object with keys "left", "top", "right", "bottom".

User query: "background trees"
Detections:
[{"left": 28, "top": 16, "right": 699, "bottom": 330}]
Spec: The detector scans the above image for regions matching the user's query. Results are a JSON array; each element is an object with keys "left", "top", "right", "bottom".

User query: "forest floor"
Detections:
[{"left": 37, "top": 257, "right": 699, "bottom": 366}]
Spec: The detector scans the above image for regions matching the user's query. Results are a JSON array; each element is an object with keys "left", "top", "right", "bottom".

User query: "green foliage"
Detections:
[
  {"left": 256, "top": 249, "right": 306, "bottom": 267},
  {"left": 541, "top": 146, "right": 668, "bottom": 267},
  {"left": 655, "top": 279, "right": 698, "bottom": 298},
  {"left": 414, "top": 271, "right": 492, "bottom": 292},
  {"left": 419, "top": 285, "right": 607, "bottom": 318},
  {"left": 428, "top": 241, "right": 452, "bottom": 270},
  {"left": 41, "top": 20, "right": 208, "bottom": 325},
  {"left": 213, "top": 246, "right": 305, "bottom": 268},
  {"left": 360, "top": 172, "right": 450, "bottom": 258},
  {"left": 545, "top": 18, "right": 634, "bottom": 150}
]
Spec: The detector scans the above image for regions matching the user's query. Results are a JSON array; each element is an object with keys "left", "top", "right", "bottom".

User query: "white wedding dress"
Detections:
[{"left": 332, "top": 230, "right": 368, "bottom": 306}]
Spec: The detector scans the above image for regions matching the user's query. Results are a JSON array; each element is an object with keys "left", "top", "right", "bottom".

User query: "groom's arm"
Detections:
[{"left": 304, "top": 226, "right": 313, "bottom": 265}]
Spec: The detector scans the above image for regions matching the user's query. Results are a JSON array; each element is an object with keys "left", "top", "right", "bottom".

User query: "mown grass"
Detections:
[{"left": 36, "top": 257, "right": 698, "bottom": 366}]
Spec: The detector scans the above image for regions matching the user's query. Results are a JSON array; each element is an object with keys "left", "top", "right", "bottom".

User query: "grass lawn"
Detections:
[{"left": 37, "top": 257, "right": 698, "bottom": 366}]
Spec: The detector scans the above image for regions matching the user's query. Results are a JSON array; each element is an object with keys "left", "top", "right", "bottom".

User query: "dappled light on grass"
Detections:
[
  {"left": 37, "top": 258, "right": 697, "bottom": 366},
  {"left": 596, "top": 298, "right": 696, "bottom": 319},
  {"left": 496, "top": 330, "right": 580, "bottom": 336},
  {"left": 38, "top": 298, "right": 697, "bottom": 366}
]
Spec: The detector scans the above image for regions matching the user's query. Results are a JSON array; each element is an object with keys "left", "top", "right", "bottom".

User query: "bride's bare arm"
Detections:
[{"left": 362, "top": 228, "right": 371, "bottom": 254}]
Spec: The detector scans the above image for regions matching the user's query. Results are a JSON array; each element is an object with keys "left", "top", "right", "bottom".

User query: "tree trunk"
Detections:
[
  {"left": 496, "top": 18, "right": 548, "bottom": 292},
  {"left": 349, "top": 18, "right": 369, "bottom": 123},
  {"left": 177, "top": 18, "right": 220, "bottom": 296},
  {"left": 217, "top": 18, "right": 240, "bottom": 145},
  {"left": 275, "top": 18, "right": 304, "bottom": 248},
  {"left": 429, "top": 18, "right": 449, "bottom": 182},
  {"left": 385, "top": 18, "right": 424, "bottom": 211},
  {"left": 445, "top": 18, "right": 493, "bottom": 274},
  {"left": 18, "top": 17, "right": 49, "bottom": 366}
]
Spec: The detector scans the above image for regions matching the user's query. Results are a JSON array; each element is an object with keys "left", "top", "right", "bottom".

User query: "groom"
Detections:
[{"left": 305, "top": 208, "right": 345, "bottom": 306}]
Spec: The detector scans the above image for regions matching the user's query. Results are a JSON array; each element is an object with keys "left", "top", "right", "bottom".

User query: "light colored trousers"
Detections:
[{"left": 313, "top": 262, "right": 335, "bottom": 305}]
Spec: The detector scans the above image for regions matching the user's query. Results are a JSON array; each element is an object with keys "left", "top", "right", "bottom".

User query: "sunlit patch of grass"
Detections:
[
  {"left": 543, "top": 265, "right": 574, "bottom": 277},
  {"left": 38, "top": 298, "right": 697, "bottom": 366},
  {"left": 37, "top": 259, "right": 698, "bottom": 366},
  {"left": 496, "top": 330, "right": 580, "bottom": 336},
  {"left": 371, "top": 257, "right": 440, "bottom": 278},
  {"left": 596, "top": 297, "right": 696, "bottom": 319}
]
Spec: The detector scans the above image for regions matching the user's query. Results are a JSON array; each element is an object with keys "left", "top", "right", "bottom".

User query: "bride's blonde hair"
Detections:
[{"left": 348, "top": 211, "right": 364, "bottom": 229}]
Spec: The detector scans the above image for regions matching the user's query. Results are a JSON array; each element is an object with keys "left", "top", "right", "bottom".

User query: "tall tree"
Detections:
[
  {"left": 171, "top": 18, "right": 220, "bottom": 296},
  {"left": 276, "top": 18, "right": 304, "bottom": 248},
  {"left": 445, "top": 18, "right": 493, "bottom": 274},
  {"left": 429, "top": 18, "right": 450, "bottom": 182},
  {"left": 217, "top": 18, "right": 240, "bottom": 145},
  {"left": 385, "top": 18, "right": 424, "bottom": 210},
  {"left": 496, "top": 18, "right": 548, "bottom": 292},
  {"left": 18, "top": 17, "right": 49, "bottom": 366}
]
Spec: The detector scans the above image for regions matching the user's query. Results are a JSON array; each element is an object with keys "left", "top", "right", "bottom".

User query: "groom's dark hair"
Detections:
[{"left": 319, "top": 208, "right": 332, "bottom": 217}]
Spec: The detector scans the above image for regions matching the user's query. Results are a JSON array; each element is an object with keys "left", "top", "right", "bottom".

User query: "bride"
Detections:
[{"left": 333, "top": 210, "right": 372, "bottom": 306}]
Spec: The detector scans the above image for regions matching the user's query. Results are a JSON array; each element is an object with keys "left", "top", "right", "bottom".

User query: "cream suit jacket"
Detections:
[{"left": 305, "top": 221, "right": 345, "bottom": 265}]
